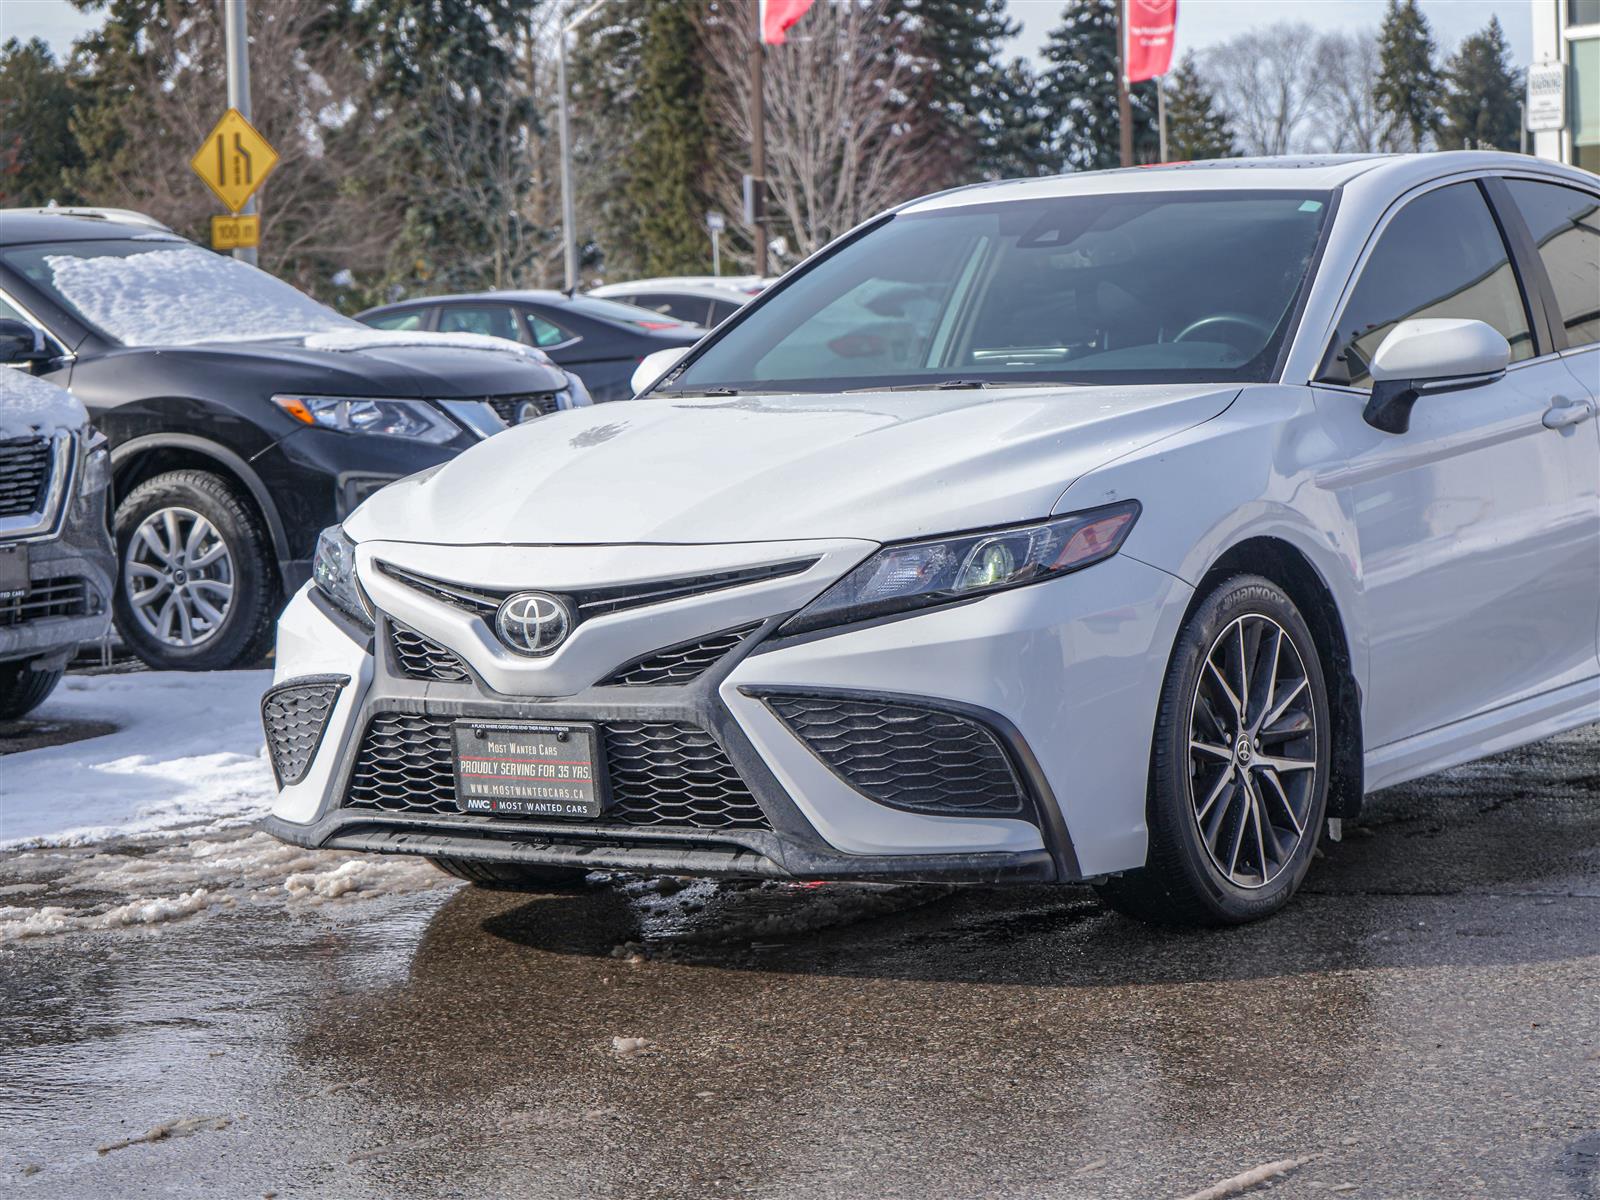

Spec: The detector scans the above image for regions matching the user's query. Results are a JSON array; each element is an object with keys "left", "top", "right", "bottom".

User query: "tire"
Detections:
[
  {"left": 1097, "top": 574, "right": 1332, "bottom": 927},
  {"left": 428, "top": 857, "right": 590, "bottom": 892},
  {"left": 0, "top": 659, "right": 65, "bottom": 720},
  {"left": 113, "top": 470, "right": 278, "bottom": 671}
]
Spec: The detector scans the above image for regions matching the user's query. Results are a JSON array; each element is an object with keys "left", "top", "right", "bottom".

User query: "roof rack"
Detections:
[{"left": 3, "top": 206, "right": 175, "bottom": 233}]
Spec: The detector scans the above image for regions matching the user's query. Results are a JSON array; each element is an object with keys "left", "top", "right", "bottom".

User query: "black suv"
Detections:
[{"left": 0, "top": 210, "right": 582, "bottom": 670}]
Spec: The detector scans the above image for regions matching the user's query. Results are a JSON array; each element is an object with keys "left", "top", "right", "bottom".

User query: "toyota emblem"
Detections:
[{"left": 494, "top": 592, "right": 574, "bottom": 656}]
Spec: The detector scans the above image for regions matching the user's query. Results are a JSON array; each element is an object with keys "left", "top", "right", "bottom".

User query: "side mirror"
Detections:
[
  {"left": 1363, "top": 318, "right": 1510, "bottom": 434},
  {"left": 0, "top": 319, "right": 49, "bottom": 369},
  {"left": 630, "top": 346, "right": 690, "bottom": 397}
]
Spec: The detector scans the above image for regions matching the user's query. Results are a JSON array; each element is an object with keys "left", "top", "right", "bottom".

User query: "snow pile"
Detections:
[
  {"left": 303, "top": 327, "right": 556, "bottom": 366},
  {"left": 0, "top": 366, "right": 86, "bottom": 434},
  {"left": 42, "top": 246, "right": 353, "bottom": 347},
  {"left": 0, "top": 831, "right": 445, "bottom": 942},
  {"left": 0, "top": 670, "right": 276, "bottom": 849}
]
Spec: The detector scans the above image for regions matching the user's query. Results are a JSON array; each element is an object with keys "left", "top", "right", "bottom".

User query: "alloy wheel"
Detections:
[
  {"left": 124, "top": 506, "right": 236, "bottom": 647},
  {"left": 1186, "top": 613, "right": 1319, "bottom": 889}
]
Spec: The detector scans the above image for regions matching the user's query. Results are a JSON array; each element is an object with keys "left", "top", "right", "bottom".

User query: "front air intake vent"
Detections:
[
  {"left": 262, "top": 676, "right": 346, "bottom": 787},
  {"left": 389, "top": 622, "right": 472, "bottom": 683},
  {"left": 764, "top": 694, "right": 1028, "bottom": 818},
  {"left": 600, "top": 623, "right": 760, "bottom": 687},
  {"left": 0, "top": 437, "right": 52, "bottom": 519}
]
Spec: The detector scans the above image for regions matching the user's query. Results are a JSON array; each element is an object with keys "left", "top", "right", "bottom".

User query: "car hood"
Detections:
[
  {"left": 93, "top": 332, "right": 568, "bottom": 399},
  {"left": 346, "top": 383, "right": 1240, "bottom": 546},
  {"left": 0, "top": 368, "right": 88, "bottom": 437}
]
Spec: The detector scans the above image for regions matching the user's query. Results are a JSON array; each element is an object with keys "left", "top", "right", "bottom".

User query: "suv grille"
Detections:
[
  {"left": 344, "top": 714, "right": 770, "bottom": 830},
  {"left": 600, "top": 624, "right": 760, "bottom": 687},
  {"left": 0, "top": 437, "right": 51, "bottom": 518},
  {"left": 0, "top": 577, "right": 87, "bottom": 627},
  {"left": 389, "top": 623, "right": 471, "bottom": 682},
  {"left": 487, "top": 393, "right": 560, "bottom": 425},
  {"left": 262, "top": 678, "right": 345, "bottom": 786},
  {"left": 766, "top": 694, "right": 1027, "bottom": 817}
]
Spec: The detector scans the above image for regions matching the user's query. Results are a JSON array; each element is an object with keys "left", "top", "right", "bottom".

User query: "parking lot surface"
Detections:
[{"left": 2, "top": 722, "right": 1597, "bottom": 1199}]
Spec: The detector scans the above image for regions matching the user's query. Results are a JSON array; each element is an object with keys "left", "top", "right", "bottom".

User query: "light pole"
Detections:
[
  {"left": 223, "top": 0, "right": 257, "bottom": 265},
  {"left": 558, "top": 0, "right": 609, "bottom": 292}
]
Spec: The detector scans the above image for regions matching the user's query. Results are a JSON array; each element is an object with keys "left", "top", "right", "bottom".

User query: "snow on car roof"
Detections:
[
  {"left": 40, "top": 244, "right": 353, "bottom": 347},
  {"left": 0, "top": 365, "right": 85, "bottom": 433}
]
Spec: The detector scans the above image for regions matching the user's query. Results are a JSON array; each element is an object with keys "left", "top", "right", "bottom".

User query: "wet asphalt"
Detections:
[{"left": 2, "top": 722, "right": 1598, "bottom": 1200}]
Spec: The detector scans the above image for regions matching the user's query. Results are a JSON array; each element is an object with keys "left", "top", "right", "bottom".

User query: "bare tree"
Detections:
[
  {"left": 705, "top": 0, "right": 945, "bottom": 263},
  {"left": 1314, "top": 31, "right": 1400, "bottom": 153},
  {"left": 1203, "top": 24, "right": 1326, "bottom": 156}
]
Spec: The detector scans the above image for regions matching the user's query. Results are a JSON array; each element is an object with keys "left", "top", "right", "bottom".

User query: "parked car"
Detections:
[
  {"left": 589, "top": 279, "right": 760, "bottom": 328},
  {"left": 0, "top": 362, "right": 114, "bottom": 717},
  {"left": 263, "top": 154, "right": 1599, "bottom": 926},
  {"left": 0, "top": 209, "right": 585, "bottom": 671},
  {"left": 357, "top": 291, "right": 703, "bottom": 403}
]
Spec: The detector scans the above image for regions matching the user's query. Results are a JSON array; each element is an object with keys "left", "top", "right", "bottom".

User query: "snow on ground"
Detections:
[
  {"left": 0, "top": 670, "right": 277, "bottom": 850},
  {"left": 42, "top": 245, "right": 352, "bottom": 346}
]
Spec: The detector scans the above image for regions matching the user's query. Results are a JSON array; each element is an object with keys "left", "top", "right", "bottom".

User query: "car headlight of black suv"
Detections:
[{"left": 272, "top": 395, "right": 460, "bottom": 444}]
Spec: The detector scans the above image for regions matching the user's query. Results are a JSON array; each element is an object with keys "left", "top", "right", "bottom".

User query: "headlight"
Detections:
[
  {"left": 273, "top": 395, "right": 459, "bottom": 444},
  {"left": 79, "top": 430, "right": 111, "bottom": 499},
  {"left": 311, "top": 526, "right": 373, "bottom": 630},
  {"left": 781, "top": 501, "right": 1141, "bottom": 636}
]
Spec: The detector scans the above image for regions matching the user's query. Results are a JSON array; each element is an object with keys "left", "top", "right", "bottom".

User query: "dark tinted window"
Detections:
[
  {"left": 1323, "top": 183, "right": 1533, "bottom": 386},
  {"left": 666, "top": 191, "right": 1331, "bottom": 393},
  {"left": 1506, "top": 179, "right": 1600, "bottom": 349},
  {"left": 438, "top": 304, "right": 524, "bottom": 342},
  {"left": 626, "top": 293, "right": 709, "bottom": 324},
  {"left": 520, "top": 309, "right": 575, "bottom": 347}
]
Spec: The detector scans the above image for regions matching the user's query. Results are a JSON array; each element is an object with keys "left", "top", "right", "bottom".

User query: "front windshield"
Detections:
[
  {"left": 0, "top": 239, "right": 357, "bottom": 347},
  {"left": 663, "top": 190, "right": 1331, "bottom": 394}
]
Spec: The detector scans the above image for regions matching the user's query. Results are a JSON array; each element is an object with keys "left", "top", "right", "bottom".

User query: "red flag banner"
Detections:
[
  {"left": 1125, "top": 0, "right": 1178, "bottom": 83},
  {"left": 760, "top": 0, "right": 816, "bottom": 45}
]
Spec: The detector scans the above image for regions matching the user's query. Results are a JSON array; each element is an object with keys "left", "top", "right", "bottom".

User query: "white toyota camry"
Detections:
[{"left": 263, "top": 153, "right": 1599, "bottom": 925}]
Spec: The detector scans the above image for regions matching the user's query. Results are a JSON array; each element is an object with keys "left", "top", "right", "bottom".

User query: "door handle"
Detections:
[{"left": 1543, "top": 397, "right": 1597, "bottom": 430}]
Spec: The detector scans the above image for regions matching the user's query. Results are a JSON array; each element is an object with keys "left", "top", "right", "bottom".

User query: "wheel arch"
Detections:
[
  {"left": 1187, "top": 535, "right": 1365, "bottom": 820},
  {"left": 110, "top": 434, "right": 291, "bottom": 581}
]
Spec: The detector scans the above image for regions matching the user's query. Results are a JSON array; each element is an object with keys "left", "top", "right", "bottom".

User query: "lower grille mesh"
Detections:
[
  {"left": 0, "top": 577, "right": 88, "bottom": 627},
  {"left": 766, "top": 694, "right": 1028, "bottom": 817},
  {"left": 262, "top": 678, "right": 344, "bottom": 786},
  {"left": 344, "top": 714, "right": 770, "bottom": 830}
]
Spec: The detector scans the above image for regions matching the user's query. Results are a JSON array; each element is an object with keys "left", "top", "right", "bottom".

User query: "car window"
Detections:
[
  {"left": 1321, "top": 182, "right": 1534, "bottom": 387},
  {"left": 707, "top": 300, "right": 741, "bottom": 325},
  {"left": 665, "top": 191, "right": 1331, "bottom": 393},
  {"left": 628, "top": 294, "right": 710, "bottom": 325},
  {"left": 437, "top": 304, "right": 525, "bottom": 343},
  {"left": 1505, "top": 179, "right": 1600, "bottom": 349},
  {"left": 563, "top": 296, "right": 697, "bottom": 330},
  {"left": 522, "top": 310, "right": 575, "bottom": 348},
  {"left": 364, "top": 309, "right": 430, "bottom": 332}
]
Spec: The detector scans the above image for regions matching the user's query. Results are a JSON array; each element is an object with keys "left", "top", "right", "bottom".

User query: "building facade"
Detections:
[{"left": 1533, "top": 0, "right": 1600, "bottom": 171}]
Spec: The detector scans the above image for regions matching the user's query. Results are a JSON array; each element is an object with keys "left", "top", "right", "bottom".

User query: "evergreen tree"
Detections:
[
  {"left": 1162, "top": 53, "right": 1235, "bottom": 161},
  {"left": 981, "top": 58, "right": 1057, "bottom": 179},
  {"left": 1038, "top": 0, "right": 1157, "bottom": 172},
  {"left": 626, "top": 0, "right": 711, "bottom": 276},
  {"left": 1374, "top": 0, "right": 1441, "bottom": 150},
  {"left": 894, "top": 0, "right": 1031, "bottom": 182},
  {"left": 1439, "top": 16, "right": 1522, "bottom": 151},
  {"left": 0, "top": 38, "right": 84, "bottom": 206}
]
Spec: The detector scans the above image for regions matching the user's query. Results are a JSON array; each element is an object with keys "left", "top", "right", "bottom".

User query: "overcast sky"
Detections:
[{"left": 2, "top": 0, "right": 1535, "bottom": 70}]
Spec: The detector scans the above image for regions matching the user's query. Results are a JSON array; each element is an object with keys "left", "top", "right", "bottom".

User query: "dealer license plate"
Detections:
[
  {"left": 0, "top": 544, "right": 28, "bottom": 601},
  {"left": 451, "top": 720, "right": 604, "bottom": 819}
]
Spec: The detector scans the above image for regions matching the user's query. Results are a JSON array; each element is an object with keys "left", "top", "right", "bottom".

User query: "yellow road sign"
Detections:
[
  {"left": 211, "top": 214, "right": 260, "bottom": 251},
  {"left": 190, "top": 108, "right": 278, "bottom": 214}
]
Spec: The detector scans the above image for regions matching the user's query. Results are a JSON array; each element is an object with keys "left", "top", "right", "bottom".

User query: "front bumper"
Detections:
[{"left": 263, "top": 539, "right": 1192, "bottom": 883}]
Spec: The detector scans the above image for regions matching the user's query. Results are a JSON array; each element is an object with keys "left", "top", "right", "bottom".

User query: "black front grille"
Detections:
[
  {"left": 262, "top": 677, "right": 345, "bottom": 786},
  {"left": 389, "top": 623, "right": 471, "bottom": 682},
  {"left": 0, "top": 437, "right": 51, "bottom": 518},
  {"left": 344, "top": 713, "right": 770, "bottom": 830},
  {"left": 0, "top": 577, "right": 87, "bottom": 627},
  {"left": 766, "top": 695, "right": 1028, "bottom": 818},
  {"left": 487, "top": 393, "right": 560, "bottom": 425},
  {"left": 600, "top": 624, "right": 760, "bottom": 686}
]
